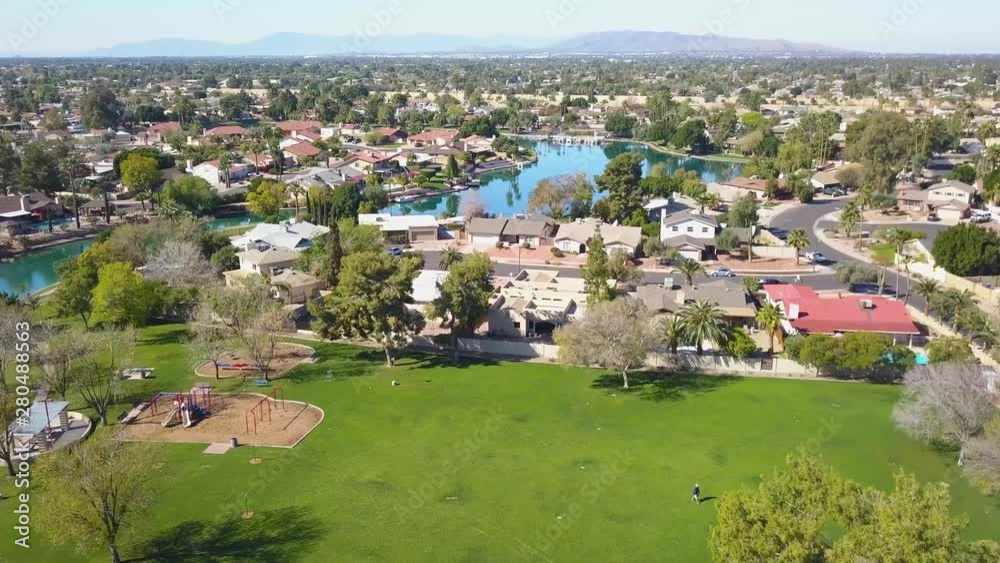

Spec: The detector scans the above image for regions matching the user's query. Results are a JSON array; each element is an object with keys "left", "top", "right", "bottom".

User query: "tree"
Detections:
[
  {"left": 582, "top": 232, "right": 613, "bottom": 303},
  {"left": 777, "top": 140, "right": 813, "bottom": 173},
  {"left": 604, "top": 110, "right": 638, "bottom": 137},
  {"left": 926, "top": 337, "right": 976, "bottom": 364},
  {"left": 0, "top": 140, "right": 21, "bottom": 195},
  {"left": 678, "top": 300, "right": 728, "bottom": 355},
  {"left": 187, "top": 304, "right": 235, "bottom": 380},
  {"left": 756, "top": 303, "right": 785, "bottom": 354},
  {"left": 596, "top": 151, "right": 645, "bottom": 223},
  {"left": 835, "top": 163, "right": 864, "bottom": 191},
  {"left": 527, "top": 173, "right": 594, "bottom": 219},
  {"left": 247, "top": 180, "right": 287, "bottom": 223},
  {"left": 914, "top": 277, "right": 941, "bottom": 314},
  {"left": 312, "top": 252, "right": 425, "bottom": 366},
  {"left": 72, "top": 327, "right": 135, "bottom": 425},
  {"left": 439, "top": 246, "right": 464, "bottom": 270},
  {"left": 0, "top": 385, "right": 19, "bottom": 477},
  {"left": 726, "top": 326, "right": 758, "bottom": 360},
  {"left": 53, "top": 255, "right": 100, "bottom": 327},
  {"left": 40, "top": 108, "right": 67, "bottom": 131},
  {"left": 91, "top": 262, "right": 157, "bottom": 327},
  {"left": 36, "top": 433, "right": 160, "bottom": 563},
  {"left": 715, "top": 228, "right": 740, "bottom": 253},
  {"left": 443, "top": 154, "right": 461, "bottom": 179},
  {"left": 963, "top": 419, "right": 1000, "bottom": 495},
  {"left": 608, "top": 249, "right": 642, "bottom": 285},
  {"left": 838, "top": 200, "right": 861, "bottom": 242},
  {"left": 426, "top": 252, "right": 494, "bottom": 361},
  {"left": 161, "top": 175, "right": 219, "bottom": 215},
  {"left": 554, "top": 298, "right": 661, "bottom": 389},
  {"left": 673, "top": 258, "right": 705, "bottom": 287},
  {"left": 323, "top": 220, "right": 343, "bottom": 288},
  {"left": 727, "top": 193, "right": 759, "bottom": 228},
  {"left": 219, "top": 90, "right": 252, "bottom": 120},
  {"left": 894, "top": 364, "right": 997, "bottom": 465},
  {"left": 78, "top": 85, "right": 122, "bottom": 129},
  {"left": 932, "top": 224, "right": 1000, "bottom": 277},
  {"left": 786, "top": 228, "right": 810, "bottom": 265},
  {"left": 143, "top": 240, "right": 218, "bottom": 288},
  {"left": 35, "top": 325, "right": 91, "bottom": 399},
  {"left": 671, "top": 119, "right": 708, "bottom": 153},
  {"left": 845, "top": 111, "right": 916, "bottom": 192},
  {"left": 119, "top": 154, "right": 161, "bottom": 210}
]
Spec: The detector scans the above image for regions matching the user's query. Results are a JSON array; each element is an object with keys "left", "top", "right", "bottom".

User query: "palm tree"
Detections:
[
  {"left": 913, "top": 278, "right": 941, "bottom": 314},
  {"left": 743, "top": 276, "right": 761, "bottom": 295},
  {"left": 855, "top": 184, "right": 874, "bottom": 249},
  {"left": 786, "top": 228, "right": 809, "bottom": 265},
  {"left": 218, "top": 153, "right": 233, "bottom": 189},
  {"left": 839, "top": 200, "right": 861, "bottom": 242},
  {"left": 755, "top": 303, "right": 785, "bottom": 354},
  {"left": 678, "top": 300, "right": 728, "bottom": 355},
  {"left": 662, "top": 315, "right": 683, "bottom": 357},
  {"left": 60, "top": 155, "right": 82, "bottom": 229},
  {"left": 288, "top": 185, "right": 304, "bottom": 217},
  {"left": 899, "top": 255, "right": 915, "bottom": 304},
  {"left": 673, "top": 258, "right": 705, "bottom": 287},
  {"left": 440, "top": 247, "right": 464, "bottom": 270}
]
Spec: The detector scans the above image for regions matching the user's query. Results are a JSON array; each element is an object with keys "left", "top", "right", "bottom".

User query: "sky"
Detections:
[{"left": 2, "top": 0, "right": 999, "bottom": 55}]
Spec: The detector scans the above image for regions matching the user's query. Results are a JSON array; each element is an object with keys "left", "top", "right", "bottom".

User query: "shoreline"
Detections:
[{"left": 512, "top": 133, "right": 750, "bottom": 164}]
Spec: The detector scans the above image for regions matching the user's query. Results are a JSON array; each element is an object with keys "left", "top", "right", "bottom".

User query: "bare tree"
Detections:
[
  {"left": 0, "top": 386, "right": 19, "bottom": 476},
  {"left": 554, "top": 297, "right": 662, "bottom": 389},
  {"left": 0, "top": 301, "right": 33, "bottom": 392},
  {"left": 35, "top": 324, "right": 92, "bottom": 399},
  {"left": 72, "top": 327, "right": 135, "bottom": 426},
  {"left": 186, "top": 303, "right": 235, "bottom": 380},
  {"left": 963, "top": 420, "right": 1000, "bottom": 494},
  {"left": 36, "top": 432, "right": 161, "bottom": 563},
  {"left": 142, "top": 240, "right": 219, "bottom": 288},
  {"left": 243, "top": 306, "right": 293, "bottom": 381},
  {"left": 893, "top": 364, "right": 997, "bottom": 465}
]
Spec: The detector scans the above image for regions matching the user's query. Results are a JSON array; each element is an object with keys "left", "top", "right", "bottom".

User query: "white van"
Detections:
[{"left": 971, "top": 210, "right": 992, "bottom": 223}]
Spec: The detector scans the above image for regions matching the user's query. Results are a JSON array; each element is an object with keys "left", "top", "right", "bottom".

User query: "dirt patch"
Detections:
[
  {"left": 195, "top": 342, "right": 315, "bottom": 380},
  {"left": 120, "top": 393, "right": 324, "bottom": 448}
]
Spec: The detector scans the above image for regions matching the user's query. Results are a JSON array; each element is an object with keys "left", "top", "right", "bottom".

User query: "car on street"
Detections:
[
  {"left": 805, "top": 252, "right": 828, "bottom": 264},
  {"left": 387, "top": 246, "right": 404, "bottom": 256},
  {"left": 822, "top": 186, "right": 847, "bottom": 197},
  {"left": 710, "top": 267, "right": 736, "bottom": 278},
  {"left": 757, "top": 277, "right": 784, "bottom": 286}
]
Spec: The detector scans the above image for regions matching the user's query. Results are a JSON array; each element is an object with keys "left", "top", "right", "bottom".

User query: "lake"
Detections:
[{"left": 388, "top": 140, "right": 743, "bottom": 217}]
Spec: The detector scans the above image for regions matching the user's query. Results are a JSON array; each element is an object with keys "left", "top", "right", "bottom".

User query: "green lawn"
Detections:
[
  {"left": 870, "top": 242, "right": 896, "bottom": 266},
  {"left": 3, "top": 324, "right": 999, "bottom": 563}
]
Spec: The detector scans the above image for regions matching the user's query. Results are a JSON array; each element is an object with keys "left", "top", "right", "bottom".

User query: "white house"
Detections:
[
  {"left": 467, "top": 218, "right": 508, "bottom": 248},
  {"left": 189, "top": 160, "right": 251, "bottom": 188},
  {"left": 926, "top": 180, "right": 976, "bottom": 206},
  {"left": 358, "top": 213, "right": 440, "bottom": 244},
  {"left": 659, "top": 211, "right": 719, "bottom": 261},
  {"left": 230, "top": 219, "right": 330, "bottom": 252},
  {"left": 553, "top": 218, "right": 642, "bottom": 256},
  {"left": 235, "top": 247, "right": 299, "bottom": 275}
]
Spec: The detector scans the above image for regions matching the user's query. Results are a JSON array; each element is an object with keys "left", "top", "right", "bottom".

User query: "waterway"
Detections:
[
  {"left": 1, "top": 141, "right": 741, "bottom": 295},
  {"left": 388, "top": 140, "right": 742, "bottom": 217}
]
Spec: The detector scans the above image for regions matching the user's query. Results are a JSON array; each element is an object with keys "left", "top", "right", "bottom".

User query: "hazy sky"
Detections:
[{"left": 2, "top": 0, "right": 998, "bottom": 55}]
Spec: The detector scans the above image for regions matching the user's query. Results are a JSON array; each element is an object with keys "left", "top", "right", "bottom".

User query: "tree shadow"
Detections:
[
  {"left": 591, "top": 371, "right": 736, "bottom": 402},
  {"left": 404, "top": 351, "right": 500, "bottom": 371},
  {"left": 128, "top": 505, "right": 325, "bottom": 563},
  {"left": 137, "top": 326, "right": 190, "bottom": 346}
]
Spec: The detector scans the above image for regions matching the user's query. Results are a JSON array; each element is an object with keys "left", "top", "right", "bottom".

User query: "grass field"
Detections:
[{"left": 3, "top": 323, "right": 999, "bottom": 563}]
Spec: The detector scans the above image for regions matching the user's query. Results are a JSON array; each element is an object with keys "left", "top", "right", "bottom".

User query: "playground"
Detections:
[
  {"left": 194, "top": 342, "right": 316, "bottom": 380},
  {"left": 120, "top": 389, "right": 323, "bottom": 448}
]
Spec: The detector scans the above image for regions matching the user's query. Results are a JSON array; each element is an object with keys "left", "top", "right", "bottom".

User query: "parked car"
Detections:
[
  {"left": 971, "top": 210, "right": 992, "bottom": 223},
  {"left": 710, "top": 267, "right": 736, "bottom": 278},
  {"left": 387, "top": 246, "right": 404, "bottom": 256},
  {"left": 822, "top": 186, "right": 847, "bottom": 197},
  {"left": 757, "top": 277, "right": 784, "bottom": 286}
]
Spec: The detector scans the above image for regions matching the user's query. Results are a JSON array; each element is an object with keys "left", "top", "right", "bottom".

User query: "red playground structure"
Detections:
[
  {"left": 245, "top": 387, "right": 286, "bottom": 434},
  {"left": 150, "top": 386, "right": 214, "bottom": 429}
]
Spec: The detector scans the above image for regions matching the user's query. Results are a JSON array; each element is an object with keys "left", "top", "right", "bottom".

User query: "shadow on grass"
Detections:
[
  {"left": 128, "top": 505, "right": 324, "bottom": 563},
  {"left": 591, "top": 371, "right": 736, "bottom": 401},
  {"left": 138, "top": 325, "right": 189, "bottom": 346},
  {"left": 404, "top": 351, "right": 500, "bottom": 371}
]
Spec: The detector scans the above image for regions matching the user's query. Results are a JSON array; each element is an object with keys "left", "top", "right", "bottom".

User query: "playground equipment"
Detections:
[
  {"left": 244, "top": 387, "right": 286, "bottom": 435},
  {"left": 151, "top": 386, "right": 214, "bottom": 429}
]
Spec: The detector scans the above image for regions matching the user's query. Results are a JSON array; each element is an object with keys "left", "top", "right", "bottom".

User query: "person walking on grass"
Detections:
[{"left": 692, "top": 483, "right": 700, "bottom": 504}]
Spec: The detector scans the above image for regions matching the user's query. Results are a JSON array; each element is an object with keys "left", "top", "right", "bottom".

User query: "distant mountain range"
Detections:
[{"left": 68, "top": 30, "right": 846, "bottom": 58}]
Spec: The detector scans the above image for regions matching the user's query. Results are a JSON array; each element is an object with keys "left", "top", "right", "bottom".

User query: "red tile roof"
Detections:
[
  {"left": 274, "top": 120, "right": 322, "bottom": 132},
  {"left": 148, "top": 122, "right": 181, "bottom": 133},
  {"left": 205, "top": 125, "right": 249, "bottom": 137},
  {"left": 407, "top": 129, "right": 458, "bottom": 144},
  {"left": 376, "top": 127, "right": 403, "bottom": 138},
  {"left": 283, "top": 141, "right": 321, "bottom": 158},
  {"left": 764, "top": 285, "right": 920, "bottom": 335}
]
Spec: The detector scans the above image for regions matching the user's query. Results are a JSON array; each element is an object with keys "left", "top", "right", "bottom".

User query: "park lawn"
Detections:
[{"left": 2, "top": 323, "right": 999, "bottom": 563}]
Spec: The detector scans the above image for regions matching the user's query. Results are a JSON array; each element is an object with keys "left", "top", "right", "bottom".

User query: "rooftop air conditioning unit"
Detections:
[{"left": 860, "top": 299, "right": 875, "bottom": 310}]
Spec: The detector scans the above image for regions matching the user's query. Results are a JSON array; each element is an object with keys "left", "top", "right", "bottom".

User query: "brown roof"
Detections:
[
  {"left": 284, "top": 142, "right": 321, "bottom": 158},
  {"left": 0, "top": 192, "right": 54, "bottom": 215},
  {"left": 205, "top": 125, "right": 248, "bottom": 137},
  {"left": 274, "top": 120, "right": 323, "bottom": 132}
]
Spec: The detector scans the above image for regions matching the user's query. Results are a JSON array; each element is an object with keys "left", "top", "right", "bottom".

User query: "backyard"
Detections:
[{"left": 3, "top": 323, "right": 999, "bottom": 563}]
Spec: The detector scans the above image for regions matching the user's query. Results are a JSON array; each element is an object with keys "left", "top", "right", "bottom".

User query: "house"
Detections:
[
  {"left": 283, "top": 141, "right": 322, "bottom": 164},
  {"left": 139, "top": 122, "right": 181, "bottom": 145},
  {"left": 553, "top": 218, "right": 642, "bottom": 256},
  {"left": 0, "top": 192, "right": 63, "bottom": 236},
  {"left": 501, "top": 214, "right": 558, "bottom": 247},
  {"left": 189, "top": 160, "right": 251, "bottom": 188},
  {"left": 203, "top": 125, "right": 249, "bottom": 139},
  {"left": 763, "top": 284, "right": 920, "bottom": 344},
  {"left": 810, "top": 169, "right": 842, "bottom": 191},
  {"left": 230, "top": 219, "right": 330, "bottom": 252},
  {"left": 373, "top": 127, "right": 405, "bottom": 143},
  {"left": 270, "top": 270, "right": 324, "bottom": 305},
  {"left": 926, "top": 180, "right": 976, "bottom": 206},
  {"left": 898, "top": 180, "right": 975, "bottom": 220},
  {"left": 644, "top": 197, "right": 687, "bottom": 222},
  {"left": 273, "top": 120, "right": 323, "bottom": 134},
  {"left": 410, "top": 270, "right": 449, "bottom": 308},
  {"left": 709, "top": 177, "right": 770, "bottom": 201},
  {"left": 467, "top": 217, "right": 509, "bottom": 248},
  {"left": 358, "top": 213, "right": 439, "bottom": 244},
  {"left": 488, "top": 270, "right": 608, "bottom": 338},
  {"left": 659, "top": 211, "right": 719, "bottom": 261},
  {"left": 339, "top": 150, "right": 396, "bottom": 175},
  {"left": 457, "top": 135, "right": 494, "bottom": 154},
  {"left": 406, "top": 129, "right": 458, "bottom": 147},
  {"left": 234, "top": 247, "right": 300, "bottom": 276},
  {"left": 634, "top": 279, "right": 757, "bottom": 327}
]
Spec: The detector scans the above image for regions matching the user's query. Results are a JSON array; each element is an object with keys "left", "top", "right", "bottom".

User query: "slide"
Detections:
[{"left": 161, "top": 406, "right": 179, "bottom": 427}]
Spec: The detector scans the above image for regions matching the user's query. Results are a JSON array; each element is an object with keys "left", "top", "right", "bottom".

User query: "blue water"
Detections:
[{"left": 388, "top": 140, "right": 743, "bottom": 217}]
